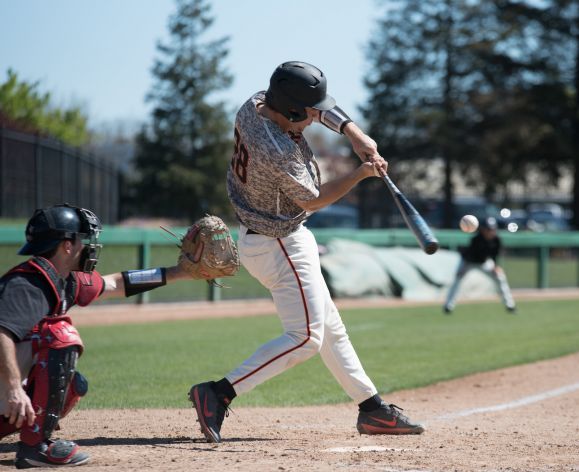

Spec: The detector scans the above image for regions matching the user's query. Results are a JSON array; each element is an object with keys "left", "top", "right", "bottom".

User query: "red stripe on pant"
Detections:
[{"left": 232, "top": 238, "right": 310, "bottom": 386}]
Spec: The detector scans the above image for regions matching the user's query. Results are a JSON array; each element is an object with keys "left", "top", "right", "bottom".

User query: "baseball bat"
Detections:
[{"left": 381, "top": 173, "right": 440, "bottom": 255}]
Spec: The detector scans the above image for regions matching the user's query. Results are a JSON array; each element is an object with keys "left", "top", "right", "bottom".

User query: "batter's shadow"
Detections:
[
  {"left": 0, "top": 441, "right": 18, "bottom": 466},
  {"left": 75, "top": 436, "right": 277, "bottom": 447},
  {"left": 0, "top": 442, "right": 17, "bottom": 453}
]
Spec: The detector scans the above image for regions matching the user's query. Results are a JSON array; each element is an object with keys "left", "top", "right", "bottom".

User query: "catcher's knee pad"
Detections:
[
  {"left": 21, "top": 346, "right": 80, "bottom": 445},
  {"left": 60, "top": 371, "right": 88, "bottom": 419}
]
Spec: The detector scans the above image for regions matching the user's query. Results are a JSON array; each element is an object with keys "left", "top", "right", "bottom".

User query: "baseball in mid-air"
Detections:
[{"left": 459, "top": 214, "right": 479, "bottom": 233}]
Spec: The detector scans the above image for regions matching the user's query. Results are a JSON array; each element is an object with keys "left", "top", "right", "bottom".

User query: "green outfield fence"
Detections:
[{"left": 1, "top": 226, "right": 578, "bottom": 303}]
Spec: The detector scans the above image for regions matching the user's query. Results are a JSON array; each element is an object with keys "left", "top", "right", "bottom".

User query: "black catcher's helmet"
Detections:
[
  {"left": 265, "top": 61, "right": 336, "bottom": 122},
  {"left": 18, "top": 203, "right": 102, "bottom": 272}
]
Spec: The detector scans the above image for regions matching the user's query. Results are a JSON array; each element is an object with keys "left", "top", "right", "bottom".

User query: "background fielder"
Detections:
[
  {"left": 189, "top": 61, "right": 425, "bottom": 443},
  {"left": 443, "top": 216, "right": 517, "bottom": 314}
]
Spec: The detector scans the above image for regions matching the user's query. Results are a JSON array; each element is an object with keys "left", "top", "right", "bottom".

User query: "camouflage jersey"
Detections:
[{"left": 226, "top": 92, "right": 321, "bottom": 238}]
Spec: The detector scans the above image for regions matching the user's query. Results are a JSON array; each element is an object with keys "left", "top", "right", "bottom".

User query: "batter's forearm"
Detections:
[
  {"left": 296, "top": 168, "right": 366, "bottom": 212},
  {"left": 343, "top": 121, "right": 365, "bottom": 143},
  {"left": 342, "top": 122, "right": 386, "bottom": 169}
]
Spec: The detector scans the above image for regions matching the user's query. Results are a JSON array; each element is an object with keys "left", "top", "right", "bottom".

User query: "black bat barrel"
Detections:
[{"left": 383, "top": 175, "right": 439, "bottom": 255}]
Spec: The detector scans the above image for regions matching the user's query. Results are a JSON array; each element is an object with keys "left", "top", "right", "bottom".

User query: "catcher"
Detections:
[{"left": 0, "top": 205, "right": 238, "bottom": 468}]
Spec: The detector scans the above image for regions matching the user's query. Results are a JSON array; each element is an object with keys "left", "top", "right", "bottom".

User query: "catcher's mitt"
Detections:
[{"left": 177, "top": 215, "right": 240, "bottom": 281}]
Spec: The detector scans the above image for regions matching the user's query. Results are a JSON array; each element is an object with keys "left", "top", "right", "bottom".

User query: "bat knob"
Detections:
[{"left": 424, "top": 241, "right": 440, "bottom": 255}]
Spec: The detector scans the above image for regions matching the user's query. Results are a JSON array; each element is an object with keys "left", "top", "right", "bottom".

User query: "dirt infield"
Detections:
[
  {"left": 1, "top": 291, "right": 578, "bottom": 471},
  {"left": 1, "top": 353, "right": 578, "bottom": 471}
]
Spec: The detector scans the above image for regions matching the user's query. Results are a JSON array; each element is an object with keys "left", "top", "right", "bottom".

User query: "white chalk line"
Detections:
[
  {"left": 323, "top": 380, "right": 579, "bottom": 467},
  {"left": 325, "top": 446, "right": 411, "bottom": 453},
  {"left": 433, "top": 380, "right": 579, "bottom": 420}
]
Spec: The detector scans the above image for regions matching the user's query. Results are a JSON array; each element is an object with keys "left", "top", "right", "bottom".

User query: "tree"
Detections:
[
  {"left": 132, "top": 0, "right": 233, "bottom": 220},
  {"left": 363, "top": 0, "right": 578, "bottom": 227},
  {"left": 460, "top": 1, "right": 577, "bottom": 212},
  {"left": 507, "top": 0, "right": 579, "bottom": 229},
  {"left": 0, "top": 69, "right": 89, "bottom": 147},
  {"left": 362, "top": 0, "right": 492, "bottom": 227}
]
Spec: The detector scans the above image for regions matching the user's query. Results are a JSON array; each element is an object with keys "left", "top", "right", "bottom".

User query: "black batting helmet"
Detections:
[
  {"left": 18, "top": 204, "right": 101, "bottom": 256},
  {"left": 265, "top": 61, "right": 336, "bottom": 122}
]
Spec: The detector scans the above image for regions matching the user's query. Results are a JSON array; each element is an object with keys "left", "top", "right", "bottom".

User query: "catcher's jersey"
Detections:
[{"left": 227, "top": 92, "right": 321, "bottom": 238}]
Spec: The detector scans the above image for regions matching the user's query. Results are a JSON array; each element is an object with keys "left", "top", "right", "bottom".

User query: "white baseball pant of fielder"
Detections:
[{"left": 444, "top": 258, "right": 516, "bottom": 311}]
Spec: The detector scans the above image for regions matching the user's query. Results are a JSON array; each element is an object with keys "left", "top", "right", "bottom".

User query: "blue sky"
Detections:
[{"left": 0, "top": 0, "right": 385, "bottom": 128}]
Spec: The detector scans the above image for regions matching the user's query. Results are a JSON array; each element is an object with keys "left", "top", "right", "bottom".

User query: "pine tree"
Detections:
[
  {"left": 363, "top": 0, "right": 578, "bottom": 227},
  {"left": 132, "top": 0, "right": 233, "bottom": 220},
  {"left": 500, "top": 0, "right": 579, "bottom": 227},
  {"left": 362, "top": 0, "right": 489, "bottom": 227},
  {"left": 467, "top": 0, "right": 577, "bottom": 209}
]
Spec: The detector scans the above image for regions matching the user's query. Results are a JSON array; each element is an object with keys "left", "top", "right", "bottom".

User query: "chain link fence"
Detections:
[{"left": 0, "top": 127, "right": 119, "bottom": 223}]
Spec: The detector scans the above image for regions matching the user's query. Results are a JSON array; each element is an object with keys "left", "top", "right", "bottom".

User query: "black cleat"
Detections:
[
  {"left": 443, "top": 305, "right": 453, "bottom": 315},
  {"left": 189, "top": 381, "right": 229, "bottom": 443},
  {"left": 15, "top": 440, "right": 89, "bottom": 468},
  {"left": 357, "top": 403, "right": 425, "bottom": 435}
]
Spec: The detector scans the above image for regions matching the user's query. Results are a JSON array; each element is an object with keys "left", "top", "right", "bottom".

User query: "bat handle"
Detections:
[{"left": 363, "top": 153, "right": 388, "bottom": 178}]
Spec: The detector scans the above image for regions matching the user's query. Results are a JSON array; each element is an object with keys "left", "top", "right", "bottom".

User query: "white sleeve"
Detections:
[{"left": 319, "top": 106, "right": 352, "bottom": 134}]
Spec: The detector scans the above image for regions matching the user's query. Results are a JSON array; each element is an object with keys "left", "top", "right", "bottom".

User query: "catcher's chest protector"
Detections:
[
  {"left": 5, "top": 257, "right": 102, "bottom": 316},
  {"left": 3, "top": 257, "right": 97, "bottom": 354}
]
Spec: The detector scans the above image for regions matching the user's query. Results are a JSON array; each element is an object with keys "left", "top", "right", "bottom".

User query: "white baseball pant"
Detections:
[{"left": 226, "top": 224, "right": 378, "bottom": 403}]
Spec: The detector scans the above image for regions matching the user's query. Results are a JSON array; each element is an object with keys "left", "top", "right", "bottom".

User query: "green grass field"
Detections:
[
  {"left": 502, "top": 253, "right": 578, "bottom": 288},
  {"left": 76, "top": 298, "right": 579, "bottom": 409}
]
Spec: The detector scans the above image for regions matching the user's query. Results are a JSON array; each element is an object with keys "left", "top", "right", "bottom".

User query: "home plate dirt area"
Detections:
[{"left": 1, "top": 353, "right": 578, "bottom": 471}]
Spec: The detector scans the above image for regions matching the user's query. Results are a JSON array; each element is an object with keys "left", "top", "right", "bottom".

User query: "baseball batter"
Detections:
[{"left": 189, "top": 61, "right": 424, "bottom": 442}]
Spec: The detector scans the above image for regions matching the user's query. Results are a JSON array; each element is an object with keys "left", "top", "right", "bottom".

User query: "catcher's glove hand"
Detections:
[{"left": 177, "top": 215, "right": 240, "bottom": 282}]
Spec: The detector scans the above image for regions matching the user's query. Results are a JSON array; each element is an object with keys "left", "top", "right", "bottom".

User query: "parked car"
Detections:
[
  {"left": 497, "top": 208, "right": 528, "bottom": 233},
  {"left": 420, "top": 197, "right": 501, "bottom": 229},
  {"left": 526, "top": 203, "right": 571, "bottom": 232}
]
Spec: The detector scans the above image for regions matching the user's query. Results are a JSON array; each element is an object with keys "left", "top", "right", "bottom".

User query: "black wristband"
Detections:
[{"left": 122, "top": 268, "right": 167, "bottom": 297}]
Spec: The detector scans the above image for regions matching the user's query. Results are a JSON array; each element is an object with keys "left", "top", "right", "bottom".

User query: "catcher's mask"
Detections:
[
  {"left": 18, "top": 203, "right": 102, "bottom": 273},
  {"left": 265, "top": 61, "right": 336, "bottom": 122}
]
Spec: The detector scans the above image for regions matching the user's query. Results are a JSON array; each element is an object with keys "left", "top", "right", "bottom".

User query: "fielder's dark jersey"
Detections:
[
  {"left": 227, "top": 92, "right": 321, "bottom": 238},
  {"left": 0, "top": 262, "right": 103, "bottom": 341},
  {"left": 461, "top": 233, "right": 501, "bottom": 264}
]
